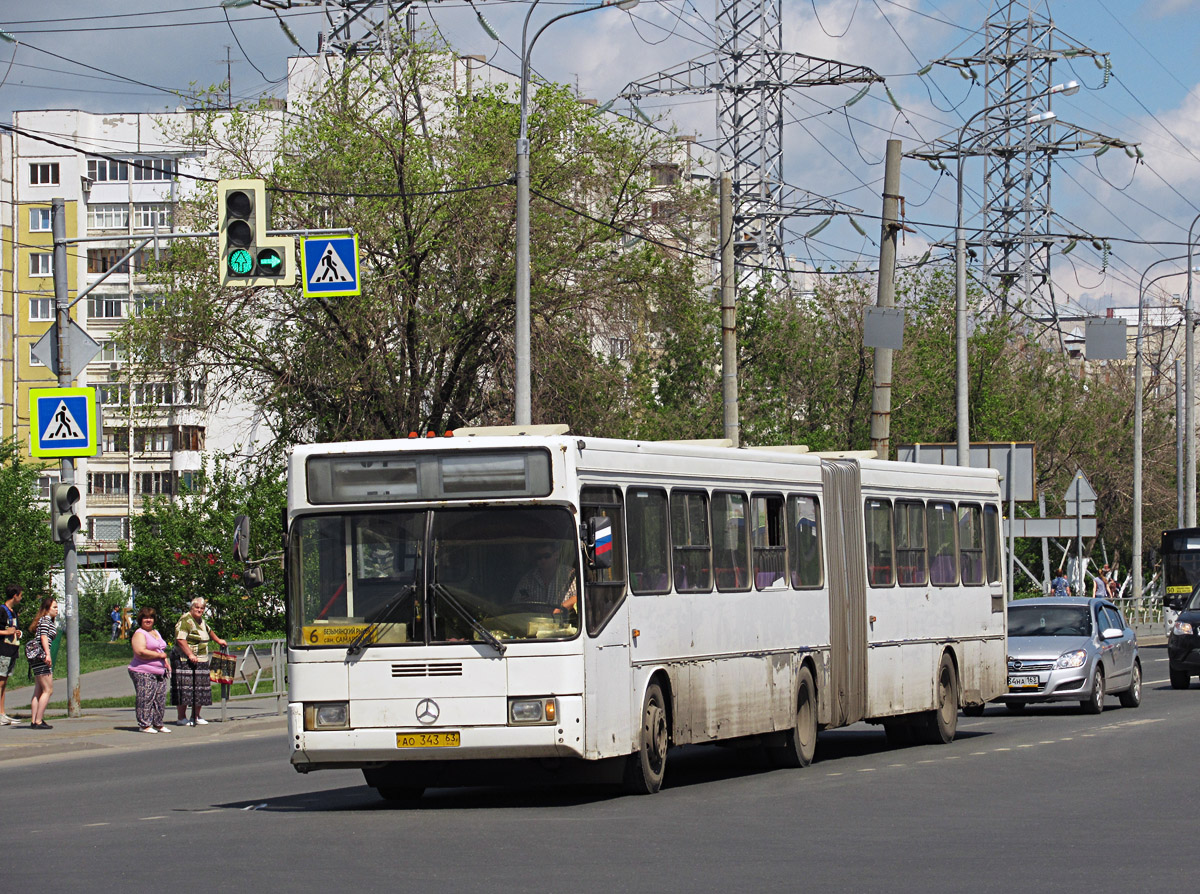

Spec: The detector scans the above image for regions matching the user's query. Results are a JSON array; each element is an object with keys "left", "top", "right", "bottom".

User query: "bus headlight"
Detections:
[
  {"left": 304, "top": 702, "right": 350, "bottom": 730},
  {"left": 508, "top": 697, "right": 556, "bottom": 724}
]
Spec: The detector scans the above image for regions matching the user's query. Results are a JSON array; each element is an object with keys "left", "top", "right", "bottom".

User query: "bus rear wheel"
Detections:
[
  {"left": 770, "top": 666, "right": 817, "bottom": 768},
  {"left": 624, "top": 682, "right": 668, "bottom": 795},
  {"left": 920, "top": 653, "right": 959, "bottom": 744}
]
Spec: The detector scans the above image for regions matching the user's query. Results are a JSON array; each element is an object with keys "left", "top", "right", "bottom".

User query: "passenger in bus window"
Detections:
[{"left": 513, "top": 544, "right": 578, "bottom": 616}]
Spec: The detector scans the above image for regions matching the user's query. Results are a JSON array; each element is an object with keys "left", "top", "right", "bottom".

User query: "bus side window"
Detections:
[
  {"left": 958, "top": 503, "right": 985, "bottom": 585},
  {"left": 581, "top": 486, "right": 627, "bottom": 635},
  {"left": 864, "top": 499, "right": 895, "bottom": 587},
  {"left": 894, "top": 500, "right": 927, "bottom": 586},
  {"left": 751, "top": 493, "right": 787, "bottom": 589},
  {"left": 787, "top": 494, "right": 823, "bottom": 588},
  {"left": 671, "top": 489, "right": 712, "bottom": 593},
  {"left": 984, "top": 504, "right": 1002, "bottom": 584},
  {"left": 927, "top": 501, "right": 958, "bottom": 586},
  {"left": 712, "top": 491, "right": 750, "bottom": 591},
  {"left": 627, "top": 487, "right": 670, "bottom": 594}
]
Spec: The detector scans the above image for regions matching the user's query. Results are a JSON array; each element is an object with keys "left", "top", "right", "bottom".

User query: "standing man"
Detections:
[
  {"left": 110, "top": 605, "right": 121, "bottom": 641},
  {"left": 0, "top": 585, "right": 24, "bottom": 725}
]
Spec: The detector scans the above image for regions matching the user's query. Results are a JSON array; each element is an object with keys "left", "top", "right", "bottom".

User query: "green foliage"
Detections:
[
  {"left": 117, "top": 457, "right": 285, "bottom": 638},
  {"left": 77, "top": 572, "right": 130, "bottom": 641},
  {"left": 0, "top": 437, "right": 61, "bottom": 601}
]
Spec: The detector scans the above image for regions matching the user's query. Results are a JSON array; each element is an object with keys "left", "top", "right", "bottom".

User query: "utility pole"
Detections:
[
  {"left": 720, "top": 171, "right": 738, "bottom": 447},
  {"left": 51, "top": 198, "right": 81, "bottom": 717},
  {"left": 870, "top": 140, "right": 901, "bottom": 460}
]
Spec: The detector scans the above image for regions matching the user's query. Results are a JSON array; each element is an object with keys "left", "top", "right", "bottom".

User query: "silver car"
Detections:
[{"left": 999, "top": 597, "right": 1141, "bottom": 714}]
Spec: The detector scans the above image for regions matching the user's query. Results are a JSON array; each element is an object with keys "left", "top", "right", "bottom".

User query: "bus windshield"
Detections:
[{"left": 290, "top": 506, "right": 581, "bottom": 648}]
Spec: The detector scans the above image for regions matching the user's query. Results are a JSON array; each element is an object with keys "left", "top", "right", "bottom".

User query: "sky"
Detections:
[{"left": 2, "top": 0, "right": 1200, "bottom": 315}]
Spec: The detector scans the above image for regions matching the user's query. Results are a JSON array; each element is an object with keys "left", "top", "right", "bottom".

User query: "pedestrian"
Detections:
[
  {"left": 128, "top": 607, "right": 172, "bottom": 734},
  {"left": 1101, "top": 564, "right": 1119, "bottom": 599},
  {"left": 25, "top": 597, "right": 58, "bottom": 729},
  {"left": 0, "top": 585, "right": 23, "bottom": 725},
  {"left": 172, "top": 598, "right": 227, "bottom": 727},
  {"left": 110, "top": 605, "right": 121, "bottom": 641},
  {"left": 1050, "top": 568, "right": 1071, "bottom": 598}
]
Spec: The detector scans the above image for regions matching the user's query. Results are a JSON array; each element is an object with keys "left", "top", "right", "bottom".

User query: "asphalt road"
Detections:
[{"left": 6, "top": 644, "right": 1190, "bottom": 892}]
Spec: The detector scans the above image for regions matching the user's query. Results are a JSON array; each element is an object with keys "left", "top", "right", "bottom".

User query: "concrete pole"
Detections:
[
  {"left": 52, "top": 198, "right": 80, "bottom": 717},
  {"left": 1187, "top": 212, "right": 1199, "bottom": 526},
  {"left": 1038, "top": 493, "right": 1050, "bottom": 591},
  {"left": 870, "top": 140, "right": 901, "bottom": 460},
  {"left": 1008, "top": 444, "right": 1016, "bottom": 600},
  {"left": 1178, "top": 356, "right": 1185, "bottom": 528},
  {"left": 720, "top": 171, "right": 738, "bottom": 447}
]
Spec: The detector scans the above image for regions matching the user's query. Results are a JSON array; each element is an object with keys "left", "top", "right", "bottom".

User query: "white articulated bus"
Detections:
[{"left": 285, "top": 428, "right": 1007, "bottom": 798}]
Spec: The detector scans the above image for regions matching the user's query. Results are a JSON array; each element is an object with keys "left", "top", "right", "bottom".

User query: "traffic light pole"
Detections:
[{"left": 51, "top": 198, "right": 81, "bottom": 717}]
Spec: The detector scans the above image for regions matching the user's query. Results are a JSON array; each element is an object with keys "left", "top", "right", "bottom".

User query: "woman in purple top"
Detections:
[{"left": 128, "top": 607, "right": 172, "bottom": 734}]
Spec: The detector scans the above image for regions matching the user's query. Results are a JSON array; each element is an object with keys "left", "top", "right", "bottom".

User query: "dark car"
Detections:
[
  {"left": 1167, "top": 587, "right": 1200, "bottom": 689},
  {"left": 999, "top": 597, "right": 1141, "bottom": 714}
]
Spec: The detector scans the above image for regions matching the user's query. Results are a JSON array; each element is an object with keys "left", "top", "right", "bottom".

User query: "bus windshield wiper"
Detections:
[
  {"left": 346, "top": 584, "right": 416, "bottom": 656},
  {"left": 431, "top": 583, "right": 506, "bottom": 656}
]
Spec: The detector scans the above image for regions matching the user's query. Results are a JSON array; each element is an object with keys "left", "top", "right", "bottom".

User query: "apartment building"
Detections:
[{"left": 5, "top": 109, "right": 261, "bottom": 568}]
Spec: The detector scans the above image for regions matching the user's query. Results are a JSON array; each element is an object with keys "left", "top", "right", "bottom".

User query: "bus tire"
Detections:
[
  {"left": 624, "top": 682, "right": 668, "bottom": 795},
  {"left": 921, "top": 653, "right": 958, "bottom": 744},
  {"left": 770, "top": 666, "right": 818, "bottom": 769},
  {"left": 1169, "top": 668, "right": 1190, "bottom": 690}
]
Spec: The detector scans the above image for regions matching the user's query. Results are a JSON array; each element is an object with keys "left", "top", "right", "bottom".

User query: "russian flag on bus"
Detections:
[{"left": 594, "top": 524, "right": 612, "bottom": 560}]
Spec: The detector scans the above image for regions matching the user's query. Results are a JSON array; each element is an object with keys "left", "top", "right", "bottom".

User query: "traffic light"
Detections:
[
  {"left": 217, "top": 178, "right": 296, "bottom": 288},
  {"left": 50, "top": 482, "right": 81, "bottom": 543}
]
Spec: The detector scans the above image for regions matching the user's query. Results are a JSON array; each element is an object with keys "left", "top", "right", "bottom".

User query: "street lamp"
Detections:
[
  {"left": 1187, "top": 212, "right": 1200, "bottom": 526},
  {"left": 512, "top": 0, "right": 639, "bottom": 425},
  {"left": 953, "top": 82, "right": 1078, "bottom": 466},
  {"left": 1135, "top": 257, "right": 1192, "bottom": 599}
]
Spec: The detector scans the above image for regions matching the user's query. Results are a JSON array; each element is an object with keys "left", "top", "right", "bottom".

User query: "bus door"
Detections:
[
  {"left": 580, "top": 487, "right": 633, "bottom": 758},
  {"left": 820, "top": 460, "right": 868, "bottom": 728}
]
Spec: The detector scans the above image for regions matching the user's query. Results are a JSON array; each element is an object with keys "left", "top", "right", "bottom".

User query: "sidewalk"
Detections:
[{"left": 0, "top": 665, "right": 287, "bottom": 764}]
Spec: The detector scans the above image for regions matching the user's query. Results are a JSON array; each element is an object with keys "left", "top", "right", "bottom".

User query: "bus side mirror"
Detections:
[
  {"left": 232, "top": 514, "right": 251, "bottom": 563},
  {"left": 242, "top": 566, "right": 265, "bottom": 589},
  {"left": 585, "top": 516, "right": 614, "bottom": 570}
]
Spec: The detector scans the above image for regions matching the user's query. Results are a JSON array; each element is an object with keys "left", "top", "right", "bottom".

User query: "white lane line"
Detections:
[
  {"left": 858, "top": 768, "right": 876, "bottom": 773},
  {"left": 1039, "top": 740, "right": 1056, "bottom": 744},
  {"left": 1018, "top": 744, "right": 1036, "bottom": 748},
  {"left": 1146, "top": 677, "right": 1170, "bottom": 685},
  {"left": 994, "top": 747, "right": 1012, "bottom": 751},
  {"left": 139, "top": 816, "right": 168, "bottom": 821},
  {"left": 826, "top": 772, "right": 844, "bottom": 777},
  {"left": 971, "top": 751, "right": 988, "bottom": 755},
  {"left": 84, "top": 822, "right": 109, "bottom": 827}
]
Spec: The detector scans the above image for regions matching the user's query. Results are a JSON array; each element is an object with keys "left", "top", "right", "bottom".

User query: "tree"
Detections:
[
  {"left": 117, "top": 457, "right": 286, "bottom": 637},
  {"left": 0, "top": 438, "right": 61, "bottom": 600},
  {"left": 131, "top": 46, "right": 712, "bottom": 445}
]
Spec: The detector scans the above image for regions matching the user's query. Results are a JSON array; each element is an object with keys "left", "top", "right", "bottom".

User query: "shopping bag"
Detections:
[{"left": 209, "top": 649, "right": 236, "bottom": 685}]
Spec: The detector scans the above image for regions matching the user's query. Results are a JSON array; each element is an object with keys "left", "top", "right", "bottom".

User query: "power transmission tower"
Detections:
[
  {"left": 235, "top": 1, "right": 417, "bottom": 56},
  {"left": 620, "top": 0, "right": 881, "bottom": 292},
  {"left": 911, "top": 0, "right": 1136, "bottom": 315}
]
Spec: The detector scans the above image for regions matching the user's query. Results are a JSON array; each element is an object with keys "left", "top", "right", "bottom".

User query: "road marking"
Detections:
[
  {"left": 826, "top": 772, "right": 844, "bottom": 777},
  {"left": 918, "top": 759, "right": 937, "bottom": 764},
  {"left": 1039, "top": 740, "right": 1056, "bottom": 744},
  {"left": 857, "top": 768, "right": 876, "bottom": 773},
  {"left": 84, "top": 822, "right": 109, "bottom": 827},
  {"left": 971, "top": 751, "right": 988, "bottom": 755},
  {"left": 1018, "top": 744, "right": 1036, "bottom": 748},
  {"left": 888, "top": 763, "right": 906, "bottom": 768},
  {"left": 994, "top": 747, "right": 1011, "bottom": 751},
  {"left": 1146, "top": 677, "right": 1169, "bottom": 685},
  {"left": 139, "top": 816, "right": 168, "bottom": 821}
]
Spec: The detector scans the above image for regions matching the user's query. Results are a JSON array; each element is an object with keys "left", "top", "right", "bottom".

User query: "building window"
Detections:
[
  {"left": 87, "top": 158, "right": 129, "bottom": 182},
  {"left": 98, "top": 341, "right": 124, "bottom": 365},
  {"left": 133, "top": 203, "right": 171, "bottom": 229},
  {"left": 133, "top": 294, "right": 164, "bottom": 314},
  {"left": 30, "top": 345, "right": 44, "bottom": 367},
  {"left": 99, "top": 384, "right": 128, "bottom": 406},
  {"left": 87, "top": 248, "right": 131, "bottom": 275},
  {"left": 88, "top": 296, "right": 125, "bottom": 319},
  {"left": 29, "top": 163, "right": 60, "bottom": 186},
  {"left": 29, "top": 297, "right": 54, "bottom": 321},
  {"left": 138, "top": 471, "right": 175, "bottom": 496},
  {"left": 103, "top": 430, "right": 129, "bottom": 453},
  {"left": 37, "top": 475, "right": 56, "bottom": 500},
  {"left": 179, "top": 470, "right": 203, "bottom": 493},
  {"left": 88, "top": 472, "right": 130, "bottom": 495},
  {"left": 651, "top": 163, "right": 680, "bottom": 186},
  {"left": 134, "top": 383, "right": 174, "bottom": 406},
  {"left": 87, "top": 204, "right": 129, "bottom": 230},
  {"left": 176, "top": 425, "right": 205, "bottom": 451},
  {"left": 29, "top": 208, "right": 51, "bottom": 232},
  {"left": 133, "top": 157, "right": 176, "bottom": 181},
  {"left": 89, "top": 517, "right": 128, "bottom": 542},
  {"left": 134, "top": 429, "right": 173, "bottom": 453},
  {"left": 609, "top": 337, "right": 630, "bottom": 360},
  {"left": 30, "top": 253, "right": 52, "bottom": 276}
]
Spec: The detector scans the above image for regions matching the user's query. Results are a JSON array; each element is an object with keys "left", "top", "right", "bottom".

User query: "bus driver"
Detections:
[{"left": 513, "top": 544, "right": 578, "bottom": 616}]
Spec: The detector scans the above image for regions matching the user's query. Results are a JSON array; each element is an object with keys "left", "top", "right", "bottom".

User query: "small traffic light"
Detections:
[
  {"left": 216, "top": 178, "right": 296, "bottom": 288},
  {"left": 50, "top": 482, "right": 81, "bottom": 543}
]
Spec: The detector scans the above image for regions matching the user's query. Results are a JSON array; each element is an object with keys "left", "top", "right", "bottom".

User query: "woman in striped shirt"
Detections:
[{"left": 26, "top": 597, "right": 58, "bottom": 729}]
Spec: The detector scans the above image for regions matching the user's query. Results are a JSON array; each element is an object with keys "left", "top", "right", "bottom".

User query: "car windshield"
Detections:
[
  {"left": 1184, "top": 588, "right": 1200, "bottom": 611},
  {"left": 289, "top": 506, "right": 581, "bottom": 648},
  {"left": 1008, "top": 604, "right": 1093, "bottom": 637}
]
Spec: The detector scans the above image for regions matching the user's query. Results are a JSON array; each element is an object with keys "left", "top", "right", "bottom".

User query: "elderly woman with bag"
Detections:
[{"left": 172, "top": 598, "right": 227, "bottom": 727}]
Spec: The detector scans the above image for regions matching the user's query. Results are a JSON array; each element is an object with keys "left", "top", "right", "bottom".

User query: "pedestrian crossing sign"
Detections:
[
  {"left": 30, "top": 386, "right": 100, "bottom": 458},
  {"left": 301, "top": 235, "right": 360, "bottom": 298}
]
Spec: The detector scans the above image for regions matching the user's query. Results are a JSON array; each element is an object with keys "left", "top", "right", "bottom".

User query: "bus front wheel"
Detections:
[
  {"left": 624, "top": 682, "right": 668, "bottom": 795},
  {"left": 921, "top": 653, "right": 959, "bottom": 744}
]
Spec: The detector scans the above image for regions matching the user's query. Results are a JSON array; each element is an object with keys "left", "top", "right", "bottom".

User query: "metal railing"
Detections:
[{"left": 215, "top": 638, "right": 287, "bottom": 722}]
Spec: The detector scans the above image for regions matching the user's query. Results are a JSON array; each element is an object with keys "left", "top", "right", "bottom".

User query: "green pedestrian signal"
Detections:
[{"left": 216, "top": 178, "right": 295, "bottom": 288}]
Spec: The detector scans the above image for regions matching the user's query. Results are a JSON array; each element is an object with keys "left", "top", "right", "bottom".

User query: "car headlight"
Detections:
[
  {"left": 1173, "top": 621, "right": 1195, "bottom": 636},
  {"left": 1055, "top": 649, "right": 1087, "bottom": 669},
  {"left": 304, "top": 701, "right": 349, "bottom": 730}
]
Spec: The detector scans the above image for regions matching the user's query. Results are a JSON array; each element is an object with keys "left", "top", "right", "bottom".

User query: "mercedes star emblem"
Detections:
[{"left": 415, "top": 698, "right": 440, "bottom": 725}]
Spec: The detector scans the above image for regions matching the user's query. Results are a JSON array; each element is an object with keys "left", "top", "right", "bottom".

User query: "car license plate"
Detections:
[
  {"left": 1008, "top": 675, "right": 1039, "bottom": 689},
  {"left": 396, "top": 731, "right": 460, "bottom": 748}
]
